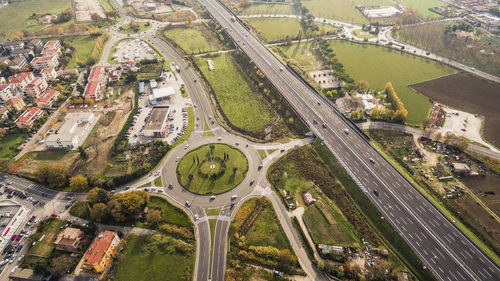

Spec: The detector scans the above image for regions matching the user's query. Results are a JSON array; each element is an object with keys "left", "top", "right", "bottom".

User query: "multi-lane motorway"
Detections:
[{"left": 199, "top": 0, "right": 500, "bottom": 280}]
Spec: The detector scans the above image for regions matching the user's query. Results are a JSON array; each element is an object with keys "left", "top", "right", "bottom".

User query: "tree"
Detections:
[
  {"left": 70, "top": 175, "right": 88, "bottom": 192},
  {"left": 125, "top": 71, "right": 137, "bottom": 83},
  {"left": 354, "top": 80, "right": 369, "bottom": 92},
  {"left": 87, "top": 187, "right": 110, "bottom": 204},
  {"left": 91, "top": 13, "right": 103, "bottom": 23},
  {"left": 90, "top": 203, "right": 108, "bottom": 222},
  {"left": 277, "top": 249, "right": 297, "bottom": 273},
  {"left": 423, "top": 117, "right": 433, "bottom": 128},
  {"left": 129, "top": 20, "right": 139, "bottom": 31},
  {"left": 107, "top": 199, "right": 126, "bottom": 222},
  {"left": 146, "top": 209, "right": 163, "bottom": 226},
  {"left": 435, "top": 132, "right": 442, "bottom": 142},
  {"left": 34, "top": 163, "right": 69, "bottom": 189}
]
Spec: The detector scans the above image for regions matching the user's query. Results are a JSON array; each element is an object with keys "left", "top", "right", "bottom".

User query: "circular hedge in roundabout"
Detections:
[{"left": 176, "top": 143, "right": 249, "bottom": 195}]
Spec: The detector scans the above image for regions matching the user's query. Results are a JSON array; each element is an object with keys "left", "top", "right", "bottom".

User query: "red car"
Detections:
[
  {"left": 10, "top": 235, "right": 16, "bottom": 241},
  {"left": 461, "top": 128, "right": 466, "bottom": 132}
]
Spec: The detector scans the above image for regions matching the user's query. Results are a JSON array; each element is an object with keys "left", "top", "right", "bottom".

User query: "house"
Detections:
[
  {"left": 0, "top": 84, "right": 12, "bottom": 101},
  {"left": 10, "top": 49, "right": 34, "bottom": 59},
  {"left": 54, "top": 227, "right": 84, "bottom": 252},
  {"left": 302, "top": 191, "right": 316, "bottom": 205},
  {"left": 27, "top": 39, "right": 43, "bottom": 50},
  {"left": 37, "top": 89, "right": 60, "bottom": 108},
  {"left": 8, "top": 57, "right": 28, "bottom": 71},
  {"left": 88, "top": 65, "right": 104, "bottom": 83},
  {"left": 40, "top": 67, "right": 58, "bottom": 81},
  {"left": 429, "top": 104, "right": 445, "bottom": 128},
  {"left": 0, "top": 107, "right": 9, "bottom": 121},
  {"left": 15, "top": 107, "right": 44, "bottom": 129},
  {"left": 108, "top": 69, "right": 121, "bottom": 82},
  {"left": 335, "top": 96, "right": 364, "bottom": 115},
  {"left": 0, "top": 41, "right": 24, "bottom": 52},
  {"left": 83, "top": 81, "right": 102, "bottom": 100},
  {"left": 4, "top": 97, "right": 25, "bottom": 111},
  {"left": 43, "top": 40, "right": 61, "bottom": 51},
  {"left": 30, "top": 55, "right": 59, "bottom": 70},
  {"left": 40, "top": 48, "right": 61, "bottom": 56},
  {"left": 8, "top": 72, "right": 34, "bottom": 89},
  {"left": 24, "top": 77, "right": 48, "bottom": 98},
  {"left": 46, "top": 112, "right": 97, "bottom": 150},
  {"left": 81, "top": 231, "right": 120, "bottom": 273}
]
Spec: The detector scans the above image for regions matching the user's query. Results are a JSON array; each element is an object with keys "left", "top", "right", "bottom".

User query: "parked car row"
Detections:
[{"left": 171, "top": 108, "right": 188, "bottom": 143}]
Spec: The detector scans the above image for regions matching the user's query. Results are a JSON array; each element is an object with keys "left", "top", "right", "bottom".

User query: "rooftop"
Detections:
[
  {"left": 150, "top": 87, "right": 174, "bottom": 100},
  {"left": 144, "top": 107, "right": 169, "bottom": 131},
  {"left": 31, "top": 55, "right": 56, "bottom": 63},
  {"left": 4, "top": 96, "right": 22, "bottom": 105},
  {"left": 83, "top": 231, "right": 117, "bottom": 265},
  {"left": 17, "top": 107, "right": 41, "bottom": 123}
]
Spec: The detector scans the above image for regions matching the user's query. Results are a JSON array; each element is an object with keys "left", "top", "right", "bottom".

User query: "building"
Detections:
[
  {"left": 15, "top": 107, "right": 44, "bottom": 129},
  {"left": 0, "top": 84, "right": 13, "bottom": 101},
  {"left": 83, "top": 81, "right": 102, "bottom": 100},
  {"left": 30, "top": 55, "right": 59, "bottom": 70},
  {"left": 43, "top": 40, "right": 61, "bottom": 51},
  {"left": 143, "top": 107, "right": 170, "bottom": 137},
  {"left": 429, "top": 104, "right": 445, "bottom": 128},
  {"left": 335, "top": 96, "right": 364, "bottom": 115},
  {"left": 81, "top": 231, "right": 120, "bottom": 273},
  {"left": 207, "top": 59, "right": 214, "bottom": 71},
  {"left": 318, "top": 244, "right": 344, "bottom": 259},
  {"left": 24, "top": 77, "right": 48, "bottom": 98},
  {"left": 8, "top": 57, "right": 27, "bottom": 71},
  {"left": 8, "top": 72, "right": 34, "bottom": 90},
  {"left": 149, "top": 79, "right": 157, "bottom": 89},
  {"left": 9, "top": 268, "right": 43, "bottom": 281},
  {"left": 10, "top": 49, "right": 34, "bottom": 59},
  {"left": 88, "top": 65, "right": 104, "bottom": 83},
  {"left": 149, "top": 87, "right": 174, "bottom": 104},
  {"left": 108, "top": 69, "right": 121, "bottom": 82},
  {"left": 54, "top": 227, "right": 84, "bottom": 252},
  {"left": 139, "top": 81, "right": 144, "bottom": 94},
  {"left": 0, "top": 41, "right": 24, "bottom": 52},
  {"left": 46, "top": 112, "right": 98, "bottom": 150},
  {"left": 302, "top": 191, "right": 316, "bottom": 205},
  {"left": 0, "top": 107, "right": 8, "bottom": 121},
  {"left": 37, "top": 89, "right": 60, "bottom": 108},
  {"left": 41, "top": 48, "right": 61, "bottom": 56},
  {"left": 4, "top": 97, "right": 25, "bottom": 111},
  {"left": 27, "top": 39, "right": 43, "bottom": 50},
  {"left": 452, "top": 162, "right": 472, "bottom": 174},
  {"left": 40, "top": 67, "right": 58, "bottom": 81}
]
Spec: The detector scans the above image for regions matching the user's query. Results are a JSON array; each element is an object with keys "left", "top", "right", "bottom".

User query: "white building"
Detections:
[
  {"left": 149, "top": 87, "right": 174, "bottom": 104},
  {"left": 46, "top": 112, "right": 98, "bottom": 150}
]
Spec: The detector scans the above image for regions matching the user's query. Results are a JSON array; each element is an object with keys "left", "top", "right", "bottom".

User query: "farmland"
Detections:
[
  {"left": 195, "top": 53, "right": 278, "bottom": 136},
  {"left": 163, "top": 24, "right": 225, "bottom": 54},
  {"left": 241, "top": 3, "right": 296, "bottom": 15},
  {"left": 302, "top": 0, "right": 368, "bottom": 24},
  {"left": 280, "top": 41, "right": 325, "bottom": 72},
  {"left": 411, "top": 73, "right": 500, "bottom": 148},
  {"left": 397, "top": 0, "right": 445, "bottom": 19},
  {"left": 245, "top": 17, "right": 338, "bottom": 43},
  {"left": 0, "top": 0, "right": 73, "bottom": 37}
]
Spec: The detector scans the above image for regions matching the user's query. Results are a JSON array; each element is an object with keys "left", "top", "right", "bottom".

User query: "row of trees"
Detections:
[
  {"left": 34, "top": 163, "right": 91, "bottom": 191},
  {"left": 316, "top": 38, "right": 354, "bottom": 84},
  {"left": 369, "top": 82, "right": 408, "bottom": 123},
  {"left": 88, "top": 188, "right": 150, "bottom": 223},
  {"left": 86, "top": 31, "right": 109, "bottom": 66}
]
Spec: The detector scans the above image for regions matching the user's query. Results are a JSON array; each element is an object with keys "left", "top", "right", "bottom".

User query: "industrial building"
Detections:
[
  {"left": 46, "top": 112, "right": 99, "bottom": 150},
  {"left": 143, "top": 106, "right": 170, "bottom": 137}
]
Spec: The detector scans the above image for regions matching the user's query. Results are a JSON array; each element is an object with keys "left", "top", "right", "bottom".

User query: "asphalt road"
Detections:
[
  {"left": 199, "top": 0, "right": 500, "bottom": 280},
  {"left": 211, "top": 207, "right": 232, "bottom": 281}
]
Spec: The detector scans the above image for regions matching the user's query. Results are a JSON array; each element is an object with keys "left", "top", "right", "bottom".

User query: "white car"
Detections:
[
  {"left": 176, "top": 157, "right": 181, "bottom": 162},
  {"left": 194, "top": 214, "right": 199, "bottom": 221}
]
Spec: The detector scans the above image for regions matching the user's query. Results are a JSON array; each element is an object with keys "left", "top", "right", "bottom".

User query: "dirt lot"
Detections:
[
  {"left": 462, "top": 174, "right": 500, "bottom": 217},
  {"left": 74, "top": 0, "right": 106, "bottom": 22},
  {"left": 411, "top": 73, "right": 500, "bottom": 148}
]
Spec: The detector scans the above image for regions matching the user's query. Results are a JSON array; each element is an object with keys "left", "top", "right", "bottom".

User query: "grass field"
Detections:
[
  {"left": 113, "top": 234, "right": 194, "bottom": 281},
  {"left": 69, "top": 201, "right": 91, "bottom": 220},
  {"left": 246, "top": 17, "right": 338, "bottom": 42},
  {"left": 241, "top": 3, "right": 296, "bottom": 15},
  {"left": 352, "top": 29, "right": 377, "bottom": 39},
  {"left": 0, "top": 133, "right": 27, "bottom": 159},
  {"left": 280, "top": 42, "right": 324, "bottom": 72},
  {"left": 27, "top": 219, "right": 65, "bottom": 257},
  {"left": 119, "top": 21, "right": 151, "bottom": 34},
  {"left": 176, "top": 144, "right": 248, "bottom": 195},
  {"left": 206, "top": 208, "right": 221, "bottom": 216},
  {"left": 397, "top": 0, "right": 445, "bottom": 19},
  {"left": 0, "top": 0, "right": 73, "bottom": 37},
  {"left": 302, "top": 0, "right": 368, "bottom": 24},
  {"left": 164, "top": 24, "right": 224, "bottom": 54},
  {"left": 148, "top": 196, "right": 193, "bottom": 227},
  {"left": 195, "top": 53, "right": 278, "bottom": 135},
  {"left": 62, "top": 35, "right": 99, "bottom": 69},
  {"left": 33, "top": 151, "right": 69, "bottom": 161},
  {"left": 257, "top": 149, "right": 267, "bottom": 159}
]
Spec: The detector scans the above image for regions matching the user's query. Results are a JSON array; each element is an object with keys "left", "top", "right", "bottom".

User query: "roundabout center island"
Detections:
[{"left": 176, "top": 144, "right": 249, "bottom": 195}]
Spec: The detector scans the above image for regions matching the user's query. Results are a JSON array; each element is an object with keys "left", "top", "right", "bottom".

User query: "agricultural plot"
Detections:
[
  {"left": 411, "top": 73, "right": 500, "bottom": 148},
  {"left": 163, "top": 24, "right": 225, "bottom": 54},
  {"left": 195, "top": 53, "right": 278, "bottom": 136},
  {"left": 280, "top": 42, "right": 324, "bottom": 72},
  {"left": 396, "top": 0, "right": 445, "bottom": 19},
  {"left": 241, "top": 3, "right": 296, "bottom": 15},
  {"left": 302, "top": 0, "right": 368, "bottom": 24}
]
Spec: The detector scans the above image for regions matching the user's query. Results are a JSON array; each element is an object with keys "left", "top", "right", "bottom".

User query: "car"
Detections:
[
  {"left": 217, "top": 137, "right": 222, "bottom": 141},
  {"left": 322, "top": 123, "right": 327, "bottom": 128},
  {"left": 210, "top": 195, "right": 216, "bottom": 200},
  {"left": 373, "top": 190, "right": 379, "bottom": 196},
  {"left": 185, "top": 201, "right": 191, "bottom": 207},
  {"left": 313, "top": 119, "right": 317, "bottom": 124},
  {"left": 249, "top": 179, "right": 255, "bottom": 186},
  {"left": 279, "top": 66, "right": 283, "bottom": 71},
  {"left": 194, "top": 214, "right": 199, "bottom": 221},
  {"left": 168, "top": 183, "right": 173, "bottom": 189},
  {"left": 369, "top": 158, "right": 375, "bottom": 164},
  {"left": 158, "top": 188, "right": 164, "bottom": 192},
  {"left": 185, "top": 144, "right": 189, "bottom": 149},
  {"left": 257, "top": 164, "right": 263, "bottom": 171},
  {"left": 235, "top": 142, "right": 239, "bottom": 146},
  {"left": 317, "top": 101, "right": 321, "bottom": 106},
  {"left": 344, "top": 128, "right": 349, "bottom": 134},
  {"left": 461, "top": 128, "right": 466, "bottom": 132},
  {"left": 124, "top": 185, "right": 130, "bottom": 190},
  {"left": 176, "top": 157, "right": 181, "bottom": 162},
  {"left": 0, "top": 260, "right": 7, "bottom": 266},
  {"left": 231, "top": 195, "right": 238, "bottom": 200}
]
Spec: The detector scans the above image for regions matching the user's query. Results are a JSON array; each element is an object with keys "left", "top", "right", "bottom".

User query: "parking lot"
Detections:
[{"left": 112, "top": 39, "right": 158, "bottom": 63}]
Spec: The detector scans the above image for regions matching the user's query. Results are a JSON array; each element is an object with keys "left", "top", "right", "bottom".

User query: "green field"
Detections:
[
  {"left": 241, "top": 3, "right": 296, "bottom": 15},
  {"left": 397, "top": 0, "right": 444, "bottom": 19},
  {"left": 164, "top": 24, "right": 224, "bottom": 54},
  {"left": 61, "top": 35, "right": 99, "bottom": 69},
  {"left": 302, "top": 0, "right": 368, "bottom": 24},
  {"left": 148, "top": 196, "right": 193, "bottom": 227},
  {"left": 69, "top": 201, "right": 91, "bottom": 220},
  {"left": 119, "top": 21, "right": 151, "bottom": 34},
  {"left": 195, "top": 53, "right": 278, "bottom": 135},
  {"left": 0, "top": 0, "right": 73, "bottom": 37},
  {"left": 0, "top": 133, "right": 27, "bottom": 159},
  {"left": 246, "top": 17, "right": 338, "bottom": 42},
  {"left": 113, "top": 234, "right": 194, "bottom": 281},
  {"left": 177, "top": 144, "right": 248, "bottom": 195},
  {"left": 280, "top": 42, "right": 324, "bottom": 72},
  {"left": 280, "top": 40, "right": 457, "bottom": 126},
  {"left": 352, "top": 29, "right": 377, "bottom": 39},
  {"left": 27, "top": 219, "right": 65, "bottom": 257}
]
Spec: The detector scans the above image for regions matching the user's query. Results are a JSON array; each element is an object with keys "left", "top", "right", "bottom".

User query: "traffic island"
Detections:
[{"left": 176, "top": 143, "right": 248, "bottom": 195}]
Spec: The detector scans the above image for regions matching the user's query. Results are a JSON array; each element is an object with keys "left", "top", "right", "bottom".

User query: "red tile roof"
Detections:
[
  {"left": 0, "top": 84, "right": 9, "bottom": 91},
  {"left": 4, "top": 96, "right": 22, "bottom": 105},
  {"left": 17, "top": 107, "right": 41, "bottom": 123},
  {"left": 84, "top": 81, "right": 99, "bottom": 98},
  {"left": 44, "top": 40, "right": 59, "bottom": 49},
  {"left": 41, "top": 67, "right": 54, "bottom": 73},
  {"left": 8, "top": 72, "right": 32, "bottom": 84},
  {"left": 83, "top": 231, "right": 117, "bottom": 265},
  {"left": 88, "top": 66, "right": 104, "bottom": 82},
  {"left": 31, "top": 55, "right": 56, "bottom": 63},
  {"left": 38, "top": 89, "right": 59, "bottom": 103}
]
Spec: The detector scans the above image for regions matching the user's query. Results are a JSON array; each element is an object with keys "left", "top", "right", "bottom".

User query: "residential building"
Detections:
[
  {"left": 0, "top": 107, "right": 8, "bottom": 121},
  {"left": 46, "top": 112, "right": 98, "bottom": 150},
  {"left": 37, "top": 89, "right": 60, "bottom": 108},
  {"left": 81, "top": 231, "right": 120, "bottom": 273},
  {"left": 302, "top": 191, "right": 316, "bottom": 205},
  {"left": 0, "top": 41, "right": 24, "bottom": 52},
  {"left": 8, "top": 72, "right": 34, "bottom": 89},
  {"left": 24, "top": 77, "right": 48, "bottom": 98},
  {"left": 40, "top": 67, "right": 58, "bottom": 81},
  {"left": 41, "top": 48, "right": 61, "bottom": 56},
  {"left": 10, "top": 49, "right": 34, "bottom": 59},
  {"left": 83, "top": 81, "right": 102, "bottom": 100},
  {"left": 0, "top": 84, "right": 12, "bottom": 101},
  {"left": 8, "top": 57, "right": 27, "bottom": 71},
  {"left": 108, "top": 69, "right": 121, "bottom": 82},
  {"left": 15, "top": 107, "right": 43, "bottom": 129},
  {"left": 43, "top": 40, "right": 61, "bottom": 51},
  {"left": 30, "top": 55, "right": 59, "bottom": 70},
  {"left": 0, "top": 56, "right": 9, "bottom": 65},
  {"left": 54, "top": 227, "right": 84, "bottom": 252},
  {"left": 27, "top": 39, "right": 43, "bottom": 50},
  {"left": 4, "top": 97, "right": 25, "bottom": 111},
  {"left": 429, "top": 104, "right": 445, "bottom": 128},
  {"left": 88, "top": 65, "right": 104, "bottom": 83},
  {"left": 335, "top": 96, "right": 364, "bottom": 115}
]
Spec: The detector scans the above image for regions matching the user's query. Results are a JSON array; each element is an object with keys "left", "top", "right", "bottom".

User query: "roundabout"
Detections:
[{"left": 176, "top": 143, "right": 249, "bottom": 195}]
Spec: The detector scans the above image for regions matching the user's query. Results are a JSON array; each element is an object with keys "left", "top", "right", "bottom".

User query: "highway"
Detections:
[{"left": 199, "top": 0, "right": 500, "bottom": 280}]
